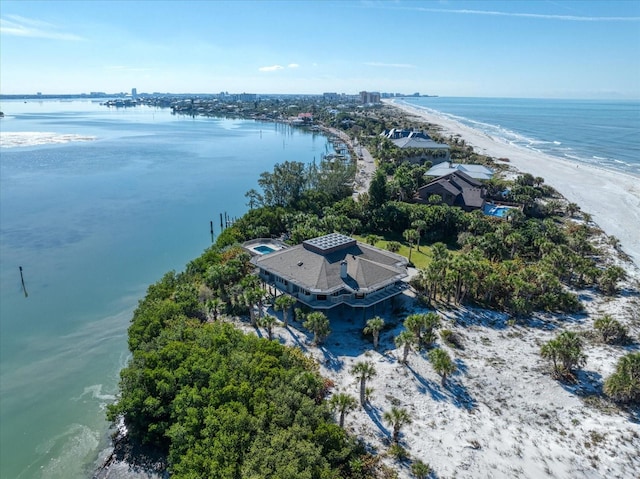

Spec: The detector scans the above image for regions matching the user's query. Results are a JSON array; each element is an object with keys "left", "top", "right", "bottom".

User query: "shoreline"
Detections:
[{"left": 386, "top": 99, "right": 640, "bottom": 268}]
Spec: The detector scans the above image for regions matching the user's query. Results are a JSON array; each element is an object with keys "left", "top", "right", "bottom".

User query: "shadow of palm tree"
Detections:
[
  {"left": 560, "top": 369, "right": 602, "bottom": 397},
  {"left": 445, "top": 379, "right": 476, "bottom": 411},
  {"left": 320, "top": 346, "right": 344, "bottom": 371},
  {"left": 365, "top": 404, "right": 391, "bottom": 440},
  {"left": 406, "top": 364, "right": 446, "bottom": 402},
  {"left": 453, "top": 358, "right": 468, "bottom": 375},
  {"left": 283, "top": 325, "right": 309, "bottom": 352}
]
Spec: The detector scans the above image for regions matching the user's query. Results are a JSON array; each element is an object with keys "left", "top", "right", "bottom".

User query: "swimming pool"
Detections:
[
  {"left": 254, "top": 244, "right": 277, "bottom": 254},
  {"left": 483, "top": 203, "right": 515, "bottom": 218},
  {"left": 242, "top": 238, "right": 286, "bottom": 256}
]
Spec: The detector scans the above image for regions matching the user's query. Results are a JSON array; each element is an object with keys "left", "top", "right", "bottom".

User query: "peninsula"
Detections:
[{"left": 102, "top": 96, "right": 639, "bottom": 479}]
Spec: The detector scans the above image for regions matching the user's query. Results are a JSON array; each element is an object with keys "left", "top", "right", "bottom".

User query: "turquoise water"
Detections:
[
  {"left": 254, "top": 244, "right": 276, "bottom": 254},
  {"left": 0, "top": 100, "right": 332, "bottom": 478},
  {"left": 398, "top": 97, "right": 640, "bottom": 175},
  {"left": 483, "top": 203, "right": 515, "bottom": 218}
]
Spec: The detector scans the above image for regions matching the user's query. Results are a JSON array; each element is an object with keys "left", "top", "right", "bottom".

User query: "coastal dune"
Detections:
[{"left": 387, "top": 100, "right": 640, "bottom": 268}]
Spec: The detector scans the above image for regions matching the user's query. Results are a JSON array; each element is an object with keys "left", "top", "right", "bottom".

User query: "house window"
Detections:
[
  {"left": 317, "top": 294, "right": 327, "bottom": 301},
  {"left": 355, "top": 293, "right": 364, "bottom": 299}
]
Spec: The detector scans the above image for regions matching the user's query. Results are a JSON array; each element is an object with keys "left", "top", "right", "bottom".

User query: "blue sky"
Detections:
[{"left": 1, "top": 0, "right": 639, "bottom": 98}]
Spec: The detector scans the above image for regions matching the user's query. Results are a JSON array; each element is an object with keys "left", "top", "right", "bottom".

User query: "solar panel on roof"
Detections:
[{"left": 303, "top": 233, "right": 356, "bottom": 254}]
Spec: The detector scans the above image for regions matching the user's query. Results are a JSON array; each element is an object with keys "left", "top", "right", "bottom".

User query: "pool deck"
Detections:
[
  {"left": 483, "top": 202, "right": 521, "bottom": 218},
  {"left": 242, "top": 238, "right": 288, "bottom": 256}
]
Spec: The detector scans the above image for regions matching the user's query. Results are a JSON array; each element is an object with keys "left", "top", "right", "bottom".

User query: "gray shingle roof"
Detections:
[
  {"left": 416, "top": 170, "right": 485, "bottom": 209},
  {"left": 391, "top": 137, "right": 450, "bottom": 150},
  {"left": 252, "top": 235, "right": 408, "bottom": 294},
  {"left": 426, "top": 163, "right": 494, "bottom": 180}
]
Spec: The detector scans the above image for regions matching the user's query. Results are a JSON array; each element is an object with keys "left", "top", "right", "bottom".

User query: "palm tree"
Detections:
[
  {"left": 365, "top": 234, "right": 380, "bottom": 246},
  {"left": 594, "top": 314, "right": 629, "bottom": 345},
  {"left": 566, "top": 202, "right": 580, "bottom": 217},
  {"left": 351, "top": 361, "right": 376, "bottom": 406},
  {"left": 404, "top": 314, "right": 425, "bottom": 343},
  {"left": 604, "top": 353, "right": 640, "bottom": 404},
  {"left": 403, "top": 229, "right": 419, "bottom": 264},
  {"left": 303, "top": 311, "right": 331, "bottom": 345},
  {"left": 540, "top": 331, "right": 586, "bottom": 378},
  {"left": 429, "top": 242, "right": 450, "bottom": 298},
  {"left": 243, "top": 287, "right": 264, "bottom": 327},
  {"left": 411, "top": 220, "right": 428, "bottom": 252},
  {"left": 205, "top": 297, "right": 225, "bottom": 321},
  {"left": 395, "top": 330, "right": 417, "bottom": 364},
  {"left": 505, "top": 231, "right": 525, "bottom": 259},
  {"left": 598, "top": 265, "right": 626, "bottom": 295},
  {"left": 258, "top": 314, "right": 277, "bottom": 340},
  {"left": 274, "top": 294, "right": 296, "bottom": 327},
  {"left": 329, "top": 393, "right": 358, "bottom": 427},
  {"left": 383, "top": 407, "right": 412, "bottom": 443},
  {"left": 411, "top": 460, "right": 432, "bottom": 479},
  {"left": 404, "top": 312, "right": 440, "bottom": 347},
  {"left": 363, "top": 316, "right": 385, "bottom": 350},
  {"left": 428, "top": 348, "right": 456, "bottom": 386}
]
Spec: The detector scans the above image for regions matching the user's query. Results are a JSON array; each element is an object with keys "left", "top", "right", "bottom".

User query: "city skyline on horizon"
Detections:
[{"left": 1, "top": 0, "right": 639, "bottom": 100}]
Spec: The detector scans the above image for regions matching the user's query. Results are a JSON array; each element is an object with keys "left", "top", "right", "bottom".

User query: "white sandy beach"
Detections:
[
  {"left": 233, "top": 279, "right": 639, "bottom": 479},
  {"left": 385, "top": 100, "right": 640, "bottom": 269}
]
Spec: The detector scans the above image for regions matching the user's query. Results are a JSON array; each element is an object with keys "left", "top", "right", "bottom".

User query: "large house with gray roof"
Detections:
[
  {"left": 381, "top": 128, "right": 450, "bottom": 165},
  {"left": 426, "top": 162, "right": 494, "bottom": 181},
  {"left": 250, "top": 233, "right": 408, "bottom": 312}
]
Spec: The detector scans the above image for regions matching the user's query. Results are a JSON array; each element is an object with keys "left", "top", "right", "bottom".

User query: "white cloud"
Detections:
[
  {"left": 259, "top": 63, "right": 300, "bottom": 72},
  {"left": 364, "top": 62, "right": 415, "bottom": 68},
  {"left": 0, "top": 14, "right": 84, "bottom": 40},
  {"left": 259, "top": 65, "right": 285, "bottom": 72},
  {"left": 415, "top": 8, "right": 640, "bottom": 22}
]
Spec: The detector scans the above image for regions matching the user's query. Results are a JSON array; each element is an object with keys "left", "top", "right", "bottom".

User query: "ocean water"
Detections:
[
  {"left": 398, "top": 97, "right": 640, "bottom": 176},
  {"left": 0, "top": 100, "right": 333, "bottom": 479}
]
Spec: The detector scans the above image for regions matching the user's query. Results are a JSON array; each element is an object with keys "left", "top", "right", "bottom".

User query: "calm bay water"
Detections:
[
  {"left": 399, "top": 97, "right": 640, "bottom": 175},
  {"left": 0, "top": 100, "right": 332, "bottom": 478}
]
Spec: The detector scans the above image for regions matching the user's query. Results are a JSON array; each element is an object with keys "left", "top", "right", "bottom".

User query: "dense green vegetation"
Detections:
[{"left": 108, "top": 249, "right": 379, "bottom": 478}]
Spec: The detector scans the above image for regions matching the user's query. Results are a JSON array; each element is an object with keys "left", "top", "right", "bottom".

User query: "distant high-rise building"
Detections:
[
  {"left": 131, "top": 88, "right": 138, "bottom": 98},
  {"left": 359, "top": 91, "right": 381, "bottom": 104}
]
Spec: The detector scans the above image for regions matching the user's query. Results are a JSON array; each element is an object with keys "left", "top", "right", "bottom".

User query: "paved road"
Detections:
[{"left": 321, "top": 126, "right": 376, "bottom": 200}]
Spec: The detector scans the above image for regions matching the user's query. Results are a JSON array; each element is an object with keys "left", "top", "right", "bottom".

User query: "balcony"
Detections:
[{"left": 291, "top": 282, "right": 408, "bottom": 310}]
